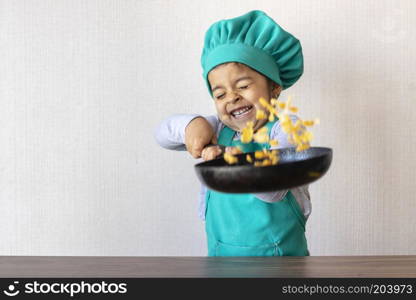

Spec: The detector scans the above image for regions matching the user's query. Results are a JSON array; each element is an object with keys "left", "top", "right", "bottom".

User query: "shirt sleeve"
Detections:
[
  {"left": 254, "top": 114, "right": 303, "bottom": 203},
  {"left": 155, "top": 114, "right": 222, "bottom": 221},
  {"left": 154, "top": 114, "right": 221, "bottom": 150}
]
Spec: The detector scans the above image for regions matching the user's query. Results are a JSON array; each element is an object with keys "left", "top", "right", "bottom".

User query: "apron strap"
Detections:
[
  {"left": 218, "top": 120, "right": 278, "bottom": 152},
  {"left": 218, "top": 125, "right": 236, "bottom": 147}
]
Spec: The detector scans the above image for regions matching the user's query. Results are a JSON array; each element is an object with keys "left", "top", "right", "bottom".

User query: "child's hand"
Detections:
[
  {"left": 201, "top": 145, "right": 223, "bottom": 161},
  {"left": 185, "top": 117, "right": 217, "bottom": 158},
  {"left": 201, "top": 146, "right": 242, "bottom": 161},
  {"left": 224, "top": 147, "right": 243, "bottom": 155}
]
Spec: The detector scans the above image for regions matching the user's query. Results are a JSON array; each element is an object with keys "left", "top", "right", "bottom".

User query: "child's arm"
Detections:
[{"left": 154, "top": 114, "right": 221, "bottom": 158}]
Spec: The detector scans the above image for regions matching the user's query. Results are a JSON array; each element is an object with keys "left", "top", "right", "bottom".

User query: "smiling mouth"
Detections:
[{"left": 229, "top": 105, "right": 253, "bottom": 119}]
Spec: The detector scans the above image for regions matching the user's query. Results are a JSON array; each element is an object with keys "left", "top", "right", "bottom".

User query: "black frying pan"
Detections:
[{"left": 194, "top": 147, "right": 332, "bottom": 193}]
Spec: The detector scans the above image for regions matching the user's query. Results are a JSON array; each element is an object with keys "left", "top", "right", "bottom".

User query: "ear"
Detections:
[{"left": 270, "top": 83, "right": 282, "bottom": 98}]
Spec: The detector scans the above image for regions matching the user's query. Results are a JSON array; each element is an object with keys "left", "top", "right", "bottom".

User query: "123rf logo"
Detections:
[
  {"left": 2, "top": 280, "right": 127, "bottom": 297},
  {"left": 3, "top": 281, "right": 20, "bottom": 297}
]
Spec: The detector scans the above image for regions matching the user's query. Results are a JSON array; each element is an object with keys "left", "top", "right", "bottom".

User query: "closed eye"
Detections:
[
  {"left": 239, "top": 85, "right": 249, "bottom": 90},
  {"left": 216, "top": 94, "right": 225, "bottom": 100}
]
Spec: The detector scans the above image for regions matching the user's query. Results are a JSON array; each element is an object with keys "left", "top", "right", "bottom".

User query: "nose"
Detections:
[{"left": 229, "top": 91, "right": 241, "bottom": 103}]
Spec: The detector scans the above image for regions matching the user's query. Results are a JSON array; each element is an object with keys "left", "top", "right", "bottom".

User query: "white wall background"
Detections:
[{"left": 1, "top": 0, "right": 415, "bottom": 256}]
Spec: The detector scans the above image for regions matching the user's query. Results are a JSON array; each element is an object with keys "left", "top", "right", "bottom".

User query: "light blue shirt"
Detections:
[{"left": 154, "top": 114, "right": 311, "bottom": 220}]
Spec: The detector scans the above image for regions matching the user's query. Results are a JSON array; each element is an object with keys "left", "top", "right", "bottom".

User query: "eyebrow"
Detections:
[{"left": 211, "top": 76, "right": 253, "bottom": 93}]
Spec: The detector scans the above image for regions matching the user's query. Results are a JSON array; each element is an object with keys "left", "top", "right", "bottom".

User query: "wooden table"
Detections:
[{"left": 1, "top": 256, "right": 415, "bottom": 278}]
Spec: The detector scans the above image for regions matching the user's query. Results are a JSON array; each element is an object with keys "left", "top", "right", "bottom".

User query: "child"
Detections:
[{"left": 154, "top": 10, "right": 310, "bottom": 256}]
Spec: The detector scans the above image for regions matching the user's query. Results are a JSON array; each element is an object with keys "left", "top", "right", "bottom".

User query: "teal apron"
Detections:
[{"left": 205, "top": 121, "right": 309, "bottom": 256}]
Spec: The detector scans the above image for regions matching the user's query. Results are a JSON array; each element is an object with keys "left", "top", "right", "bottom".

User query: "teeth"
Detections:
[{"left": 232, "top": 106, "right": 251, "bottom": 116}]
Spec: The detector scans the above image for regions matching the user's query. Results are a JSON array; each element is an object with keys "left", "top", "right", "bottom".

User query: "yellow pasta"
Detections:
[
  {"left": 259, "top": 97, "right": 273, "bottom": 110},
  {"left": 296, "top": 144, "right": 309, "bottom": 152},
  {"left": 256, "top": 110, "right": 267, "bottom": 120},
  {"left": 256, "top": 127, "right": 268, "bottom": 134},
  {"left": 246, "top": 154, "right": 253, "bottom": 163},
  {"left": 300, "top": 131, "right": 313, "bottom": 143},
  {"left": 221, "top": 96, "right": 319, "bottom": 166},
  {"left": 285, "top": 96, "right": 293, "bottom": 108},
  {"left": 253, "top": 132, "right": 269, "bottom": 143},
  {"left": 241, "top": 121, "right": 254, "bottom": 143},
  {"left": 261, "top": 159, "right": 272, "bottom": 166},
  {"left": 302, "top": 119, "right": 320, "bottom": 127},
  {"left": 255, "top": 150, "right": 266, "bottom": 159},
  {"left": 292, "top": 134, "right": 302, "bottom": 145},
  {"left": 259, "top": 97, "right": 278, "bottom": 117},
  {"left": 269, "top": 139, "right": 278, "bottom": 146},
  {"left": 224, "top": 152, "right": 238, "bottom": 164},
  {"left": 293, "top": 120, "right": 302, "bottom": 132}
]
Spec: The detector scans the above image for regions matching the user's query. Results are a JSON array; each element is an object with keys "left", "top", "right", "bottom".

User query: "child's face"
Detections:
[{"left": 208, "top": 63, "right": 281, "bottom": 132}]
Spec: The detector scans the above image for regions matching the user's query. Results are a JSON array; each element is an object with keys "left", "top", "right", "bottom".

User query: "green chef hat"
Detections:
[{"left": 201, "top": 10, "right": 303, "bottom": 96}]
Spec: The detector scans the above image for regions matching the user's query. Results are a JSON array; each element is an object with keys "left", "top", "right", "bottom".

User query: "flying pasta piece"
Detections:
[
  {"left": 224, "top": 152, "right": 238, "bottom": 164},
  {"left": 223, "top": 96, "right": 318, "bottom": 166}
]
